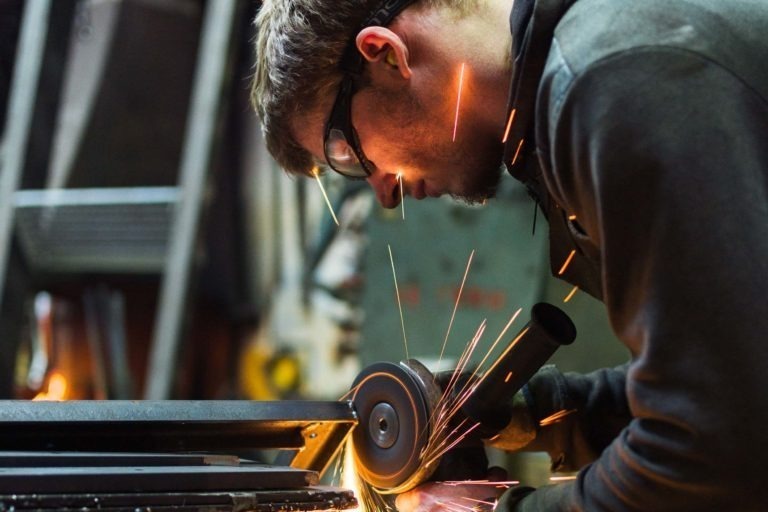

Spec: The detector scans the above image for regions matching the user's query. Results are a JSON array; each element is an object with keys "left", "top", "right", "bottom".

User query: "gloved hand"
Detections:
[
  {"left": 395, "top": 466, "right": 511, "bottom": 512},
  {"left": 482, "top": 389, "right": 537, "bottom": 451}
]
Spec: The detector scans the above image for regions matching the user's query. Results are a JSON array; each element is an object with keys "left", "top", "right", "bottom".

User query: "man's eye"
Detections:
[{"left": 328, "top": 142, "right": 357, "bottom": 164}]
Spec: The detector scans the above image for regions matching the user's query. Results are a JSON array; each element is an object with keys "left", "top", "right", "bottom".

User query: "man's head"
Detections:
[{"left": 252, "top": 0, "right": 513, "bottom": 207}]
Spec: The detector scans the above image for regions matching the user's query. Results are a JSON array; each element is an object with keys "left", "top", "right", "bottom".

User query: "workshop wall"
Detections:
[
  {"left": 2, "top": 0, "right": 627, "bottom": 404},
  {"left": 359, "top": 175, "right": 628, "bottom": 375}
]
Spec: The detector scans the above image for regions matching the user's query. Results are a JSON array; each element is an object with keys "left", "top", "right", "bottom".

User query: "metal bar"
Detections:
[
  {"left": 144, "top": 0, "right": 239, "bottom": 399},
  {"left": 0, "top": 452, "right": 241, "bottom": 467},
  {"left": 0, "top": 0, "right": 52, "bottom": 309},
  {"left": 0, "top": 487, "right": 358, "bottom": 511},
  {"left": 0, "top": 400, "right": 357, "bottom": 471},
  {"left": 0, "top": 464, "right": 317, "bottom": 494},
  {"left": 0, "top": 400, "right": 355, "bottom": 423},
  {"left": 13, "top": 187, "right": 180, "bottom": 207}
]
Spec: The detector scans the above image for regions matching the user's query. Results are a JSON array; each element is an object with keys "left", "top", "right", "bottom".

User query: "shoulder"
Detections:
[
  {"left": 545, "top": 0, "right": 768, "bottom": 97},
  {"left": 537, "top": 0, "right": 768, "bottom": 143}
]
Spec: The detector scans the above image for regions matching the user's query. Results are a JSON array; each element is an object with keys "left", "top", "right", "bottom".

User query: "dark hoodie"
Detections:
[{"left": 498, "top": 0, "right": 768, "bottom": 509}]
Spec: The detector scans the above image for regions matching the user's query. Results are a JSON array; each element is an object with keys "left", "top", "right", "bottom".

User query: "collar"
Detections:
[{"left": 503, "top": 0, "right": 577, "bottom": 184}]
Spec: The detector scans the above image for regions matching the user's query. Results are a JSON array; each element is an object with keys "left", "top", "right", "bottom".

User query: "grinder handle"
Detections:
[{"left": 460, "top": 302, "right": 575, "bottom": 435}]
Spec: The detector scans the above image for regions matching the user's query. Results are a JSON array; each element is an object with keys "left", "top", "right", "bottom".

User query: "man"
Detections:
[{"left": 252, "top": 0, "right": 768, "bottom": 510}]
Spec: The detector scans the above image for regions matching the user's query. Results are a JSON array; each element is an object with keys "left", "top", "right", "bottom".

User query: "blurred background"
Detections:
[{"left": 0, "top": 0, "right": 627, "bottom": 483}]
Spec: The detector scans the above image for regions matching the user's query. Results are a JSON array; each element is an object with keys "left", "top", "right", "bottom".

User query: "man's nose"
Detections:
[{"left": 367, "top": 172, "right": 401, "bottom": 209}]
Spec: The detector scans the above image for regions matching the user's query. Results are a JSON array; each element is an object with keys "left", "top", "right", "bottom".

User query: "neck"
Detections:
[
  {"left": 455, "top": 0, "right": 515, "bottom": 137},
  {"left": 396, "top": 0, "right": 515, "bottom": 134}
]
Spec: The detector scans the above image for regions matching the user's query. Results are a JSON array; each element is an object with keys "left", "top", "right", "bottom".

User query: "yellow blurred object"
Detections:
[
  {"left": 271, "top": 354, "right": 300, "bottom": 394},
  {"left": 238, "top": 338, "right": 301, "bottom": 400}
]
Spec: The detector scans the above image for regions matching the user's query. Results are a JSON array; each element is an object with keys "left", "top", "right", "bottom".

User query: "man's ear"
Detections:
[{"left": 356, "top": 26, "right": 412, "bottom": 79}]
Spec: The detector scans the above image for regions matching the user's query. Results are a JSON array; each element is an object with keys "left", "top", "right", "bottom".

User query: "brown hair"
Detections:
[{"left": 251, "top": 0, "right": 477, "bottom": 175}]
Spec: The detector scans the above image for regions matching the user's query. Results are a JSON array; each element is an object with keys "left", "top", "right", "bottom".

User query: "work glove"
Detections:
[{"left": 481, "top": 389, "right": 537, "bottom": 451}]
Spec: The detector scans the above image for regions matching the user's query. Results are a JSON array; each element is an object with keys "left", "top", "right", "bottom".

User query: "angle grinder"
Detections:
[{"left": 349, "top": 303, "right": 576, "bottom": 494}]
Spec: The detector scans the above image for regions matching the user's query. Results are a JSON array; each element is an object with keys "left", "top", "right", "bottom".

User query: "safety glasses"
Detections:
[
  {"left": 323, "top": 75, "right": 375, "bottom": 179},
  {"left": 321, "top": 0, "right": 416, "bottom": 179}
]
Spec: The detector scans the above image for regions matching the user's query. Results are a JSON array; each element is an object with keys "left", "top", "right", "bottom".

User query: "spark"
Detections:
[
  {"left": 424, "top": 421, "right": 482, "bottom": 468},
  {"left": 473, "top": 308, "right": 523, "bottom": 375},
  {"left": 397, "top": 172, "right": 405, "bottom": 220},
  {"left": 439, "top": 317, "right": 488, "bottom": 397},
  {"left": 539, "top": 409, "right": 577, "bottom": 427},
  {"left": 501, "top": 108, "right": 516, "bottom": 143},
  {"left": 550, "top": 475, "right": 578, "bottom": 482},
  {"left": 558, "top": 250, "right": 576, "bottom": 275},
  {"left": 438, "top": 250, "right": 476, "bottom": 369},
  {"left": 342, "top": 440, "right": 361, "bottom": 510},
  {"left": 388, "top": 244, "right": 409, "bottom": 360},
  {"left": 425, "top": 416, "right": 472, "bottom": 460},
  {"left": 341, "top": 438, "right": 393, "bottom": 511},
  {"left": 564, "top": 285, "right": 579, "bottom": 303},
  {"left": 504, "top": 371, "right": 514, "bottom": 383},
  {"left": 568, "top": 214, "right": 577, "bottom": 221},
  {"left": 330, "top": 444, "right": 344, "bottom": 486},
  {"left": 452, "top": 63, "right": 467, "bottom": 142},
  {"left": 431, "top": 322, "right": 488, "bottom": 435},
  {"left": 511, "top": 139, "right": 524, "bottom": 166},
  {"left": 473, "top": 326, "right": 530, "bottom": 392},
  {"left": 433, "top": 309, "right": 523, "bottom": 436},
  {"left": 442, "top": 502, "right": 475, "bottom": 512},
  {"left": 446, "top": 481, "right": 519, "bottom": 488},
  {"left": 460, "top": 497, "right": 500, "bottom": 511},
  {"left": 409, "top": 301, "right": 546, "bottom": 498},
  {"left": 337, "top": 380, "right": 366, "bottom": 402},
  {"left": 312, "top": 167, "right": 339, "bottom": 226},
  {"left": 436, "top": 501, "right": 469, "bottom": 512}
]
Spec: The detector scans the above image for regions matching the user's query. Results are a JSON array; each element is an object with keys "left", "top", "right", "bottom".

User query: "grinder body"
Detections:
[{"left": 350, "top": 303, "right": 576, "bottom": 493}]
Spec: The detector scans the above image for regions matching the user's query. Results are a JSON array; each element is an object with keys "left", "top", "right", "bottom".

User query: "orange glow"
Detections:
[
  {"left": 563, "top": 285, "right": 579, "bottom": 303},
  {"left": 550, "top": 475, "right": 577, "bottom": 482},
  {"left": 33, "top": 371, "right": 68, "bottom": 401},
  {"left": 342, "top": 440, "right": 363, "bottom": 511},
  {"left": 313, "top": 167, "right": 340, "bottom": 226},
  {"left": 502, "top": 109, "right": 516, "bottom": 143},
  {"left": 511, "top": 139, "right": 524, "bottom": 166},
  {"left": 558, "top": 250, "right": 576, "bottom": 276},
  {"left": 539, "top": 409, "right": 577, "bottom": 427},
  {"left": 452, "top": 63, "right": 467, "bottom": 142}
]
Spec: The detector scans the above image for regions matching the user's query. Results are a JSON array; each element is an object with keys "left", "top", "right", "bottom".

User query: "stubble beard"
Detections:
[
  {"left": 447, "top": 135, "right": 506, "bottom": 205},
  {"left": 391, "top": 87, "right": 505, "bottom": 204}
]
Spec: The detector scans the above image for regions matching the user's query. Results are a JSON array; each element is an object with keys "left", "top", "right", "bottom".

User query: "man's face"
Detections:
[{"left": 293, "top": 73, "right": 505, "bottom": 208}]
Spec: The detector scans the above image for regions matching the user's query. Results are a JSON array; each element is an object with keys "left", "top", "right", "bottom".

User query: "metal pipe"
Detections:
[
  {"left": 0, "top": 0, "right": 52, "bottom": 309},
  {"left": 145, "top": 0, "right": 238, "bottom": 399}
]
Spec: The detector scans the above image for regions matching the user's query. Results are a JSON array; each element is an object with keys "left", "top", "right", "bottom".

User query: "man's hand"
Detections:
[
  {"left": 395, "top": 467, "right": 509, "bottom": 512},
  {"left": 395, "top": 481, "right": 504, "bottom": 511}
]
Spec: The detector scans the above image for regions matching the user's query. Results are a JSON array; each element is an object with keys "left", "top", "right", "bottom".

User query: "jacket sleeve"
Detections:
[
  {"left": 489, "top": 364, "right": 631, "bottom": 471},
  {"left": 502, "top": 46, "right": 768, "bottom": 510},
  {"left": 525, "top": 364, "right": 631, "bottom": 471}
]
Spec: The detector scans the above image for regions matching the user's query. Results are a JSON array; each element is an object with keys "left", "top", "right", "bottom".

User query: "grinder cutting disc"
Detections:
[{"left": 350, "top": 360, "right": 439, "bottom": 493}]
